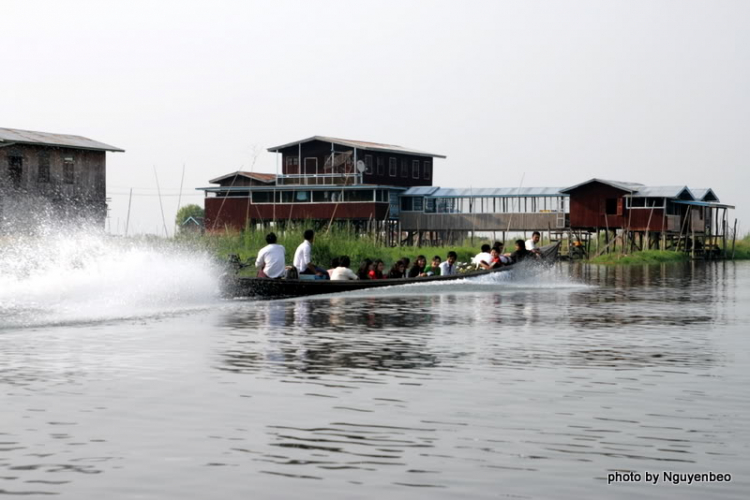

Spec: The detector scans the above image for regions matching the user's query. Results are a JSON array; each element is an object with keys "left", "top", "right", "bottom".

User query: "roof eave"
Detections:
[
  {"left": 560, "top": 178, "right": 640, "bottom": 194},
  {"left": 267, "top": 135, "right": 447, "bottom": 159},
  {"left": 0, "top": 138, "right": 124, "bottom": 152}
]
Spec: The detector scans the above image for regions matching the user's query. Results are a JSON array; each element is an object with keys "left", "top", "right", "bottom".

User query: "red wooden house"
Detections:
[
  {"left": 560, "top": 179, "right": 733, "bottom": 251},
  {"left": 200, "top": 136, "right": 445, "bottom": 236}
]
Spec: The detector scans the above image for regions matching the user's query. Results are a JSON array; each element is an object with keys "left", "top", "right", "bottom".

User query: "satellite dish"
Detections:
[{"left": 356, "top": 160, "right": 366, "bottom": 173}]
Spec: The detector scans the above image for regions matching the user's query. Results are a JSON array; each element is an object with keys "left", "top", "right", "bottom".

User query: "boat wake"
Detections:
[{"left": 0, "top": 228, "right": 223, "bottom": 330}]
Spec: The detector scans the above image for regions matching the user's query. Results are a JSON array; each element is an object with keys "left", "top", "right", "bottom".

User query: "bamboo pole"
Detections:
[
  {"left": 153, "top": 166, "right": 169, "bottom": 238},
  {"left": 125, "top": 188, "right": 133, "bottom": 236},
  {"left": 174, "top": 163, "right": 185, "bottom": 236},
  {"left": 645, "top": 204, "right": 655, "bottom": 250},
  {"left": 731, "top": 217, "right": 737, "bottom": 260},
  {"left": 210, "top": 170, "right": 240, "bottom": 232}
]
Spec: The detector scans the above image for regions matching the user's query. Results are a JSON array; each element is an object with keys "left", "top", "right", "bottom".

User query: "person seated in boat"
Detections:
[
  {"left": 479, "top": 247, "right": 506, "bottom": 270},
  {"left": 472, "top": 244, "right": 493, "bottom": 269},
  {"left": 368, "top": 259, "right": 386, "bottom": 279},
  {"left": 294, "top": 229, "right": 329, "bottom": 279},
  {"left": 401, "top": 257, "right": 411, "bottom": 271},
  {"left": 327, "top": 257, "right": 340, "bottom": 279},
  {"left": 424, "top": 255, "right": 442, "bottom": 276},
  {"left": 525, "top": 231, "right": 542, "bottom": 255},
  {"left": 388, "top": 260, "right": 407, "bottom": 279},
  {"left": 331, "top": 255, "right": 358, "bottom": 281},
  {"left": 408, "top": 255, "right": 429, "bottom": 278},
  {"left": 439, "top": 251, "right": 458, "bottom": 276},
  {"left": 255, "top": 232, "right": 286, "bottom": 279},
  {"left": 357, "top": 258, "right": 374, "bottom": 280},
  {"left": 492, "top": 242, "right": 512, "bottom": 265},
  {"left": 510, "top": 239, "right": 532, "bottom": 263}
]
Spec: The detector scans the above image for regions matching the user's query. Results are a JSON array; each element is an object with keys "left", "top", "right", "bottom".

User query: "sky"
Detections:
[{"left": 3, "top": 0, "right": 749, "bottom": 236}]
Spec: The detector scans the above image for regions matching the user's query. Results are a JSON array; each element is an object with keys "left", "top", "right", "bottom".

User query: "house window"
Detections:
[
  {"left": 364, "top": 155, "right": 373, "bottom": 174},
  {"left": 412, "top": 160, "right": 420, "bottom": 179},
  {"left": 425, "top": 198, "right": 436, "bottom": 213},
  {"left": 413, "top": 197, "right": 424, "bottom": 211},
  {"left": 8, "top": 155, "right": 23, "bottom": 189},
  {"left": 400, "top": 160, "right": 408, "bottom": 177},
  {"left": 605, "top": 198, "right": 617, "bottom": 215},
  {"left": 389, "top": 158, "right": 397, "bottom": 176},
  {"left": 424, "top": 161, "right": 431, "bottom": 180},
  {"left": 344, "top": 190, "right": 375, "bottom": 202},
  {"left": 63, "top": 158, "right": 75, "bottom": 184},
  {"left": 376, "top": 157, "right": 384, "bottom": 175},
  {"left": 400, "top": 197, "right": 413, "bottom": 211},
  {"left": 312, "top": 190, "right": 344, "bottom": 202},
  {"left": 38, "top": 152, "right": 50, "bottom": 183}
]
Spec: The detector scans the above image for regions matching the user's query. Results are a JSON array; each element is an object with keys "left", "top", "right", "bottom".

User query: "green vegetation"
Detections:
[
  {"left": 587, "top": 250, "right": 689, "bottom": 265},
  {"left": 732, "top": 233, "right": 750, "bottom": 260},
  {"left": 175, "top": 204, "right": 205, "bottom": 233},
  {"left": 192, "top": 226, "right": 482, "bottom": 272}
]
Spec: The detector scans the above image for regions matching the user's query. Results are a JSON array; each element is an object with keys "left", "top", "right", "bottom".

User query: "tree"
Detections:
[{"left": 175, "top": 204, "right": 205, "bottom": 234}]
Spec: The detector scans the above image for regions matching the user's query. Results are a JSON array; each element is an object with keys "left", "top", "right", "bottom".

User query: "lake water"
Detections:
[{"left": 1, "top": 237, "right": 748, "bottom": 499}]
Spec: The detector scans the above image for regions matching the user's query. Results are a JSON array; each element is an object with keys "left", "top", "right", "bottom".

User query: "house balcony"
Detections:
[{"left": 276, "top": 173, "right": 364, "bottom": 186}]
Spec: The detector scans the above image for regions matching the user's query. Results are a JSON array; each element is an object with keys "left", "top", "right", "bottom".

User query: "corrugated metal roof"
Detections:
[
  {"left": 0, "top": 127, "right": 124, "bottom": 152},
  {"left": 267, "top": 136, "right": 446, "bottom": 159},
  {"left": 403, "top": 186, "right": 566, "bottom": 197},
  {"left": 624, "top": 186, "right": 693, "bottom": 199},
  {"left": 209, "top": 171, "right": 276, "bottom": 184},
  {"left": 403, "top": 186, "right": 440, "bottom": 196},
  {"left": 690, "top": 188, "right": 719, "bottom": 202},
  {"left": 196, "top": 185, "right": 407, "bottom": 192},
  {"left": 560, "top": 178, "right": 643, "bottom": 193},
  {"left": 672, "top": 200, "right": 734, "bottom": 209}
]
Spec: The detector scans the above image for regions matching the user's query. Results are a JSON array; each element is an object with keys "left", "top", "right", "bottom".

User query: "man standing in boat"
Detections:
[
  {"left": 255, "top": 232, "right": 286, "bottom": 279},
  {"left": 294, "top": 229, "right": 328, "bottom": 279}
]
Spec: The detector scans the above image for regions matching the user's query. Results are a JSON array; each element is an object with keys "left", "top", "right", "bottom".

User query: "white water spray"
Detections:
[{"left": 0, "top": 226, "right": 223, "bottom": 329}]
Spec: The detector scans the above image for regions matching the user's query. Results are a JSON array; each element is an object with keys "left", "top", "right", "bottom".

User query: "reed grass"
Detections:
[
  {"left": 732, "top": 233, "right": 750, "bottom": 259},
  {"left": 191, "top": 224, "right": 484, "bottom": 271},
  {"left": 587, "top": 250, "right": 689, "bottom": 265}
]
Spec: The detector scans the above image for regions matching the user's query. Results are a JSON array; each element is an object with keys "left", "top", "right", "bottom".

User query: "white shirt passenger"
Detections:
[
  {"left": 255, "top": 243, "right": 286, "bottom": 278},
  {"left": 293, "top": 240, "right": 312, "bottom": 271},
  {"left": 439, "top": 261, "right": 458, "bottom": 276},
  {"left": 331, "top": 267, "right": 358, "bottom": 281},
  {"left": 525, "top": 239, "right": 538, "bottom": 251},
  {"left": 472, "top": 252, "right": 492, "bottom": 266}
]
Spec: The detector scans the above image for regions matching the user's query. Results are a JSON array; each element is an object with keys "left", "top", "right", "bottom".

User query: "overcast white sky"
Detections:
[{"left": 4, "top": 0, "right": 749, "bottom": 236}]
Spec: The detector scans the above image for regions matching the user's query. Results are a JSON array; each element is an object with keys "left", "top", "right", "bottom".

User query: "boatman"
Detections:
[
  {"left": 255, "top": 232, "right": 286, "bottom": 279},
  {"left": 293, "top": 229, "right": 329, "bottom": 279}
]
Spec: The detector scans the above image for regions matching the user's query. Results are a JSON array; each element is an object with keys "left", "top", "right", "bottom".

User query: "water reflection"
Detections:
[
  {"left": 218, "top": 297, "right": 442, "bottom": 375},
  {"left": 1, "top": 262, "right": 746, "bottom": 499},
  {"left": 217, "top": 265, "right": 723, "bottom": 375}
]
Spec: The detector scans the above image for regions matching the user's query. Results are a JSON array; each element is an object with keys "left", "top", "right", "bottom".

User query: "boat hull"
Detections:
[
  {"left": 223, "top": 266, "right": 509, "bottom": 299},
  {"left": 222, "top": 242, "right": 560, "bottom": 299}
]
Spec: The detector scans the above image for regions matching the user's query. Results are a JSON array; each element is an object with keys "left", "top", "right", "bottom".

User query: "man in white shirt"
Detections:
[
  {"left": 293, "top": 229, "right": 327, "bottom": 278},
  {"left": 439, "top": 251, "right": 458, "bottom": 276},
  {"left": 330, "top": 256, "right": 358, "bottom": 281},
  {"left": 525, "top": 231, "right": 541, "bottom": 254},
  {"left": 255, "top": 232, "right": 286, "bottom": 278},
  {"left": 472, "top": 244, "right": 493, "bottom": 268}
]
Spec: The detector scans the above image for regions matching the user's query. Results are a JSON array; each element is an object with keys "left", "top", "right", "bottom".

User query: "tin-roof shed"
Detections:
[{"left": 0, "top": 127, "right": 124, "bottom": 152}]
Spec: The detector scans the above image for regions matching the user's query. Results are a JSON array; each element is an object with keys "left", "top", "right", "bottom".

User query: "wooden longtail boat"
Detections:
[{"left": 223, "top": 242, "right": 560, "bottom": 299}]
